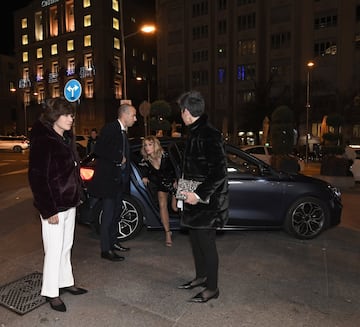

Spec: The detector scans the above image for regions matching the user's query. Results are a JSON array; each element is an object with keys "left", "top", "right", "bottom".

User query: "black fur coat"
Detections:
[
  {"left": 28, "top": 120, "right": 81, "bottom": 219},
  {"left": 181, "top": 114, "right": 229, "bottom": 229}
]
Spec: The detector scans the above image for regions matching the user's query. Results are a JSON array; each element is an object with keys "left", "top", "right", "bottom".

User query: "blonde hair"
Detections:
[{"left": 141, "top": 135, "right": 164, "bottom": 160}]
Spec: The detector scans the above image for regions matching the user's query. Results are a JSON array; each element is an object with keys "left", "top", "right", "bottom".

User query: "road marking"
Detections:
[{"left": 0, "top": 168, "right": 28, "bottom": 176}]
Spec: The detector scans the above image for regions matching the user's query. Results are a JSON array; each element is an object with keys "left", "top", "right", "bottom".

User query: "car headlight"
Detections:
[{"left": 327, "top": 185, "right": 341, "bottom": 199}]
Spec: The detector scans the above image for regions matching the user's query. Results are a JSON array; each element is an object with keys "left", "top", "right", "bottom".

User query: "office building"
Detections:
[
  {"left": 156, "top": 0, "right": 360, "bottom": 144},
  {"left": 14, "top": 0, "right": 156, "bottom": 136}
]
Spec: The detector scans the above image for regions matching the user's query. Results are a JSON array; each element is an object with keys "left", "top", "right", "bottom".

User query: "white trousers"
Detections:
[{"left": 40, "top": 207, "right": 76, "bottom": 297}]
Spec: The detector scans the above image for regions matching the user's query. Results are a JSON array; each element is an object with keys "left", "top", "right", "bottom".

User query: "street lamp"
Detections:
[
  {"left": 305, "top": 61, "right": 315, "bottom": 164},
  {"left": 120, "top": 0, "right": 155, "bottom": 101}
]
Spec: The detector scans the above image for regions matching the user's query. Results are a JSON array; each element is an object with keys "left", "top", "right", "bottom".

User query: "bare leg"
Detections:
[{"left": 158, "top": 191, "right": 172, "bottom": 246}]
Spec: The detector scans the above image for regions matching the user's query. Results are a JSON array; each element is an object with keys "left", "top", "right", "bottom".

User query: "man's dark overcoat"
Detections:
[{"left": 87, "top": 120, "right": 130, "bottom": 198}]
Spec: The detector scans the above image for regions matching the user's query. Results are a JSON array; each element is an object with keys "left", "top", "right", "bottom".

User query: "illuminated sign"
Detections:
[{"left": 41, "top": 0, "right": 60, "bottom": 8}]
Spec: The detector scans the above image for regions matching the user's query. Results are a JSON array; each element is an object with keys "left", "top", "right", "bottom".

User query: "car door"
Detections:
[{"left": 225, "top": 146, "right": 285, "bottom": 227}]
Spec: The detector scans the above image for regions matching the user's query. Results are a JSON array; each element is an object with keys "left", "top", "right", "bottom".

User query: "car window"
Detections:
[
  {"left": 245, "top": 147, "right": 265, "bottom": 155},
  {"left": 267, "top": 147, "right": 273, "bottom": 155},
  {"left": 226, "top": 150, "right": 260, "bottom": 176}
]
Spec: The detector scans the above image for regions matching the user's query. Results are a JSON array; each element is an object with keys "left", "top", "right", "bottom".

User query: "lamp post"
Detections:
[
  {"left": 305, "top": 61, "right": 314, "bottom": 164},
  {"left": 119, "top": 0, "right": 155, "bottom": 101}
]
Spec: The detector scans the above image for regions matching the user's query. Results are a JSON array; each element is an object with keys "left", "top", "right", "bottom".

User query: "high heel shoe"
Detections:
[{"left": 165, "top": 230, "right": 172, "bottom": 247}]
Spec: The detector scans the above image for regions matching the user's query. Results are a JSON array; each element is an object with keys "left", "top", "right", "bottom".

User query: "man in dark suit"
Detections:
[{"left": 88, "top": 104, "right": 137, "bottom": 261}]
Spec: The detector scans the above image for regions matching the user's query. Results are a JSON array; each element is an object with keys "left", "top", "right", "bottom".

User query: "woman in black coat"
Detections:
[
  {"left": 176, "top": 90, "right": 229, "bottom": 303},
  {"left": 28, "top": 97, "right": 87, "bottom": 312}
]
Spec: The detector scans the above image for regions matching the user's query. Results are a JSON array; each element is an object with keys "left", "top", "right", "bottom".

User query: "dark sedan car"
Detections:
[{"left": 77, "top": 137, "right": 342, "bottom": 241}]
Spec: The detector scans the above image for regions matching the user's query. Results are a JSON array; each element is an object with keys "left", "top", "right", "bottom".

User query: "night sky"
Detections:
[{"left": 1, "top": 0, "right": 32, "bottom": 55}]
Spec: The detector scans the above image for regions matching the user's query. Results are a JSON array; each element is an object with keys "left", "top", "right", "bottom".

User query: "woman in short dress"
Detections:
[{"left": 139, "top": 136, "right": 177, "bottom": 246}]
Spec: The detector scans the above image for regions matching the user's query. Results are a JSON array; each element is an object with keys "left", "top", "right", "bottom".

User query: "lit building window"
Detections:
[
  {"left": 115, "top": 81, "right": 121, "bottom": 99},
  {"left": 36, "top": 65, "right": 44, "bottom": 81},
  {"left": 36, "top": 48, "right": 43, "bottom": 59},
  {"left": 67, "top": 39, "right": 74, "bottom": 51},
  {"left": 84, "top": 14, "right": 91, "bottom": 27},
  {"left": 113, "top": 17, "right": 119, "bottom": 30},
  {"left": 9, "top": 81, "right": 16, "bottom": 92},
  {"left": 218, "top": 68, "right": 226, "bottom": 83},
  {"left": 65, "top": 0, "right": 75, "bottom": 32},
  {"left": 114, "top": 55, "right": 121, "bottom": 73},
  {"left": 35, "top": 12, "right": 43, "bottom": 41},
  {"left": 23, "top": 68, "right": 29, "bottom": 80},
  {"left": 83, "top": 0, "right": 91, "bottom": 8},
  {"left": 51, "top": 61, "right": 59, "bottom": 74},
  {"left": 67, "top": 58, "right": 75, "bottom": 75},
  {"left": 52, "top": 85, "right": 60, "bottom": 98},
  {"left": 22, "top": 35, "right": 28, "bottom": 45},
  {"left": 49, "top": 6, "right": 59, "bottom": 37},
  {"left": 112, "top": 0, "right": 119, "bottom": 12},
  {"left": 84, "top": 35, "right": 92, "bottom": 47},
  {"left": 114, "top": 37, "right": 120, "bottom": 49},
  {"left": 85, "top": 80, "right": 94, "bottom": 98},
  {"left": 84, "top": 53, "right": 93, "bottom": 69},
  {"left": 22, "top": 52, "right": 29, "bottom": 63},
  {"left": 51, "top": 44, "right": 58, "bottom": 55},
  {"left": 38, "top": 88, "right": 45, "bottom": 103},
  {"left": 21, "top": 18, "right": 27, "bottom": 29}
]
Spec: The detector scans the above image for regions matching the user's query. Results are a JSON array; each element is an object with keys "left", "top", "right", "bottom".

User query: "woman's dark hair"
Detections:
[
  {"left": 40, "top": 97, "right": 75, "bottom": 126},
  {"left": 177, "top": 90, "right": 205, "bottom": 117}
]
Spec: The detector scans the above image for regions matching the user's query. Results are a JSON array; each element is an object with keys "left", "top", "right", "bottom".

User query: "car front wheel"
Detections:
[
  {"left": 13, "top": 146, "right": 22, "bottom": 153},
  {"left": 284, "top": 196, "right": 329, "bottom": 239}
]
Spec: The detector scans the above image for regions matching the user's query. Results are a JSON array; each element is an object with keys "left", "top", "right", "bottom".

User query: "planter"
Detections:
[{"left": 320, "top": 155, "right": 351, "bottom": 176}]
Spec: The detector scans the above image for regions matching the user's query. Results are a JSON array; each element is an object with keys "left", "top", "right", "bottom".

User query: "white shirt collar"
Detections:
[{"left": 118, "top": 119, "right": 126, "bottom": 132}]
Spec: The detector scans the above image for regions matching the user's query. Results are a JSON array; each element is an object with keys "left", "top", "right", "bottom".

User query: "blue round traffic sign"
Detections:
[{"left": 64, "top": 79, "right": 82, "bottom": 102}]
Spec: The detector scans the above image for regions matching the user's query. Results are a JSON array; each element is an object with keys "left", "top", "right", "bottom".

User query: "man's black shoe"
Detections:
[
  {"left": 113, "top": 243, "right": 130, "bottom": 252},
  {"left": 101, "top": 250, "right": 125, "bottom": 261}
]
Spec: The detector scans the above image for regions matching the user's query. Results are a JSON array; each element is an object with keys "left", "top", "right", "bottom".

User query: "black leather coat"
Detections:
[{"left": 181, "top": 114, "right": 229, "bottom": 229}]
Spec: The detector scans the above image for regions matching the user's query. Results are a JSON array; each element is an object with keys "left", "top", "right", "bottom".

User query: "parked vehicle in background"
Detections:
[
  {"left": 241, "top": 145, "right": 273, "bottom": 165},
  {"left": 241, "top": 144, "right": 305, "bottom": 171},
  {"left": 0, "top": 135, "right": 30, "bottom": 152},
  {"left": 349, "top": 145, "right": 360, "bottom": 182},
  {"left": 77, "top": 138, "right": 342, "bottom": 242}
]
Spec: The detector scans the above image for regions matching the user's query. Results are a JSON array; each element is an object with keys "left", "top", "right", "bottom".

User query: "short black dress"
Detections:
[{"left": 138, "top": 152, "right": 176, "bottom": 194}]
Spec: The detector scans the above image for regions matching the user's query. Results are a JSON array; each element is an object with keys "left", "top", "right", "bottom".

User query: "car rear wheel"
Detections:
[{"left": 284, "top": 196, "right": 329, "bottom": 239}]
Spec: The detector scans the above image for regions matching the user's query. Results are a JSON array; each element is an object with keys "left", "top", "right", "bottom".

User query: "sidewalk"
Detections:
[{"left": 302, "top": 162, "right": 360, "bottom": 193}]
